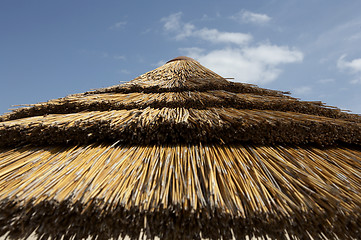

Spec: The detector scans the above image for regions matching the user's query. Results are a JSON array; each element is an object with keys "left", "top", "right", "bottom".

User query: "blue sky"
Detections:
[{"left": 1, "top": 0, "right": 361, "bottom": 115}]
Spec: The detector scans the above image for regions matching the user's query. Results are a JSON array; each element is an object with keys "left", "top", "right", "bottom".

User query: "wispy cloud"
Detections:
[
  {"left": 161, "top": 12, "right": 194, "bottom": 39},
  {"left": 347, "top": 33, "right": 361, "bottom": 41},
  {"left": 231, "top": 10, "right": 271, "bottom": 25},
  {"left": 337, "top": 55, "right": 361, "bottom": 84},
  {"left": 101, "top": 52, "right": 109, "bottom": 58},
  {"left": 161, "top": 12, "right": 252, "bottom": 45},
  {"left": 109, "top": 21, "right": 127, "bottom": 30},
  {"left": 154, "top": 60, "right": 166, "bottom": 67},
  {"left": 293, "top": 86, "right": 312, "bottom": 95},
  {"left": 119, "top": 69, "right": 130, "bottom": 74},
  {"left": 195, "top": 28, "right": 252, "bottom": 45},
  {"left": 179, "top": 47, "right": 204, "bottom": 56},
  {"left": 312, "top": 17, "right": 361, "bottom": 53},
  {"left": 318, "top": 78, "right": 335, "bottom": 84},
  {"left": 80, "top": 50, "right": 126, "bottom": 62},
  {"left": 351, "top": 79, "right": 361, "bottom": 84},
  {"left": 113, "top": 55, "right": 126, "bottom": 60}
]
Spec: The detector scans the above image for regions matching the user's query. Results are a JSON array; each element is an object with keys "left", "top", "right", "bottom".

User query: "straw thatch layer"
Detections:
[
  {"left": 88, "top": 80, "right": 289, "bottom": 96},
  {"left": 1, "top": 107, "right": 360, "bottom": 147},
  {"left": 1, "top": 143, "right": 361, "bottom": 239},
  {"left": 1, "top": 90, "right": 359, "bottom": 123},
  {"left": 86, "top": 59, "right": 289, "bottom": 96}
]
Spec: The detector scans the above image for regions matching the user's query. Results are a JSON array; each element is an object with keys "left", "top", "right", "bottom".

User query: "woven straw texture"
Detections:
[{"left": 1, "top": 57, "right": 361, "bottom": 240}]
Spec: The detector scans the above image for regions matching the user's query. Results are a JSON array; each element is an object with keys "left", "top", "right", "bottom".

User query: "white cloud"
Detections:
[
  {"left": 337, "top": 55, "right": 361, "bottom": 84},
  {"left": 231, "top": 10, "right": 271, "bottom": 25},
  {"left": 183, "top": 46, "right": 303, "bottom": 84},
  {"left": 243, "top": 45, "right": 303, "bottom": 65},
  {"left": 162, "top": 12, "right": 303, "bottom": 84},
  {"left": 337, "top": 55, "right": 361, "bottom": 73},
  {"left": 109, "top": 21, "right": 127, "bottom": 30},
  {"left": 161, "top": 12, "right": 252, "bottom": 45}
]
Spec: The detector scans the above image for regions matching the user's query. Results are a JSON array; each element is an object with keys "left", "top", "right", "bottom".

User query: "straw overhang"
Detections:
[
  {"left": 1, "top": 143, "right": 361, "bottom": 239},
  {"left": 1, "top": 108, "right": 361, "bottom": 147},
  {"left": 1, "top": 57, "right": 361, "bottom": 240}
]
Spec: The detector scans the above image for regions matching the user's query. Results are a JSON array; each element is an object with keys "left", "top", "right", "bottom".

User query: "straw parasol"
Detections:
[{"left": 1, "top": 56, "right": 361, "bottom": 240}]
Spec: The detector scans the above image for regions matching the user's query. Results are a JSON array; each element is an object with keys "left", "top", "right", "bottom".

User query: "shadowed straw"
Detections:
[{"left": 1, "top": 56, "right": 361, "bottom": 240}]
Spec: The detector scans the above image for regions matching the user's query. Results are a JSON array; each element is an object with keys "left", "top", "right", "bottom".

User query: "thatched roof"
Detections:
[{"left": 1, "top": 57, "right": 361, "bottom": 240}]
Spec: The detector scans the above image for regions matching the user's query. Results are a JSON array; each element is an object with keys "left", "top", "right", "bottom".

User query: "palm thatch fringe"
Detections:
[
  {"left": 2, "top": 91, "right": 359, "bottom": 123},
  {"left": 1, "top": 143, "right": 361, "bottom": 239},
  {"left": 1, "top": 108, "right": 360, "bottom": 147}
]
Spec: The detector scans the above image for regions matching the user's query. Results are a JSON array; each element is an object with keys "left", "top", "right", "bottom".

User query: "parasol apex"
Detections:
[
  {"left": 2, "top": 56, "right": 361, "bottom": 240},
  {"left": 166, "top": 56, "right": 197, "bottom": 63}
]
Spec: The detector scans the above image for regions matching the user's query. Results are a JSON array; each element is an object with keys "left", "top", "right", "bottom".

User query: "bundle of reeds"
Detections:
[{"left": 0, "top": 56, "right": 361, "bottom": 240}]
